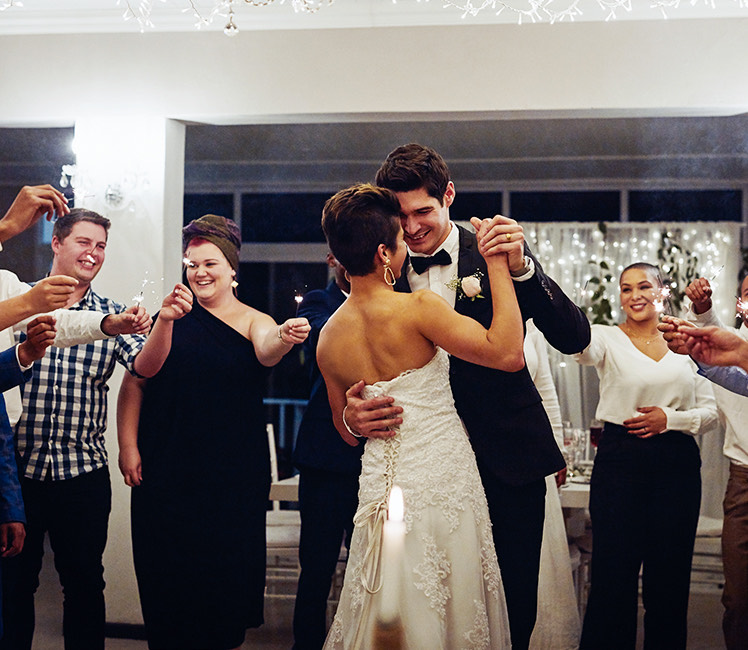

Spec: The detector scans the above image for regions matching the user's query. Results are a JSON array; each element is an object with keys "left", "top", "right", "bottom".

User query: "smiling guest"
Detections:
[
  {"left": 573, "top": 262, "right": 719, "bottom": 650},
  {"left": 1, "top": 208, "right": 153, "bottom": 650},
  {"left": 117, "top": 214, "right": 309, "bottom": 650}
]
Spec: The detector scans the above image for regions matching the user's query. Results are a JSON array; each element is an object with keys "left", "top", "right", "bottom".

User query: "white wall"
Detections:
[{"left": 1, "top": 19, "right": 746, "bottom": 127}]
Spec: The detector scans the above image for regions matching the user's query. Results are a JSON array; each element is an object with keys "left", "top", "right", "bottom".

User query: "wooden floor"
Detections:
[{"left": 31, "top": 540, "right": 727, "bottom": 650}]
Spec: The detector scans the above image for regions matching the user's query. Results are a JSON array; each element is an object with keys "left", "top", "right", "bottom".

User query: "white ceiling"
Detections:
[{"left": 0, "top": 0, "right": 745, "bottom": 35}]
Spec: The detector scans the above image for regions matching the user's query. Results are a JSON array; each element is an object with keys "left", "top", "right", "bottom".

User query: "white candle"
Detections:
[{"left": 379, "top": 485, "right": 406, "bottom": 625}]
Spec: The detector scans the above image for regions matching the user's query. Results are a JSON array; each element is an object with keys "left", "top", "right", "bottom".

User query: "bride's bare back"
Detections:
[{"left": 319, "top": 290, "right": 438, "bottom": 389}]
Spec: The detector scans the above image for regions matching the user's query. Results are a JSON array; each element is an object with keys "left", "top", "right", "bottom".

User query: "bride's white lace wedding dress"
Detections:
[{"left": 323, "top": 348, "right": 511, "bottom": 649}]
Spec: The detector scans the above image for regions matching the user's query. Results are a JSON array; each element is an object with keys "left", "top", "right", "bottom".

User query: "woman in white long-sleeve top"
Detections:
[{"left": 574, "top": 262, "right": 718, "bottom": 650}]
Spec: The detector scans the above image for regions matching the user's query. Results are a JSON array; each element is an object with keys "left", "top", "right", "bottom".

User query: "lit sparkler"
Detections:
[
  {"left": 132, "top": 273, "right": 149, "bottom": 306},
  {"left": 709, "top": 265, "right": 725, "bottom": 281},
  {"left": 653, "top": 286, "right": 671, "bottom": 313}
]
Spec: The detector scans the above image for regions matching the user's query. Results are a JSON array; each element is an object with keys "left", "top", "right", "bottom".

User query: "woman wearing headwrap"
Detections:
[{"left": 117, "top": 214, "right": 309, "bottom": 650}]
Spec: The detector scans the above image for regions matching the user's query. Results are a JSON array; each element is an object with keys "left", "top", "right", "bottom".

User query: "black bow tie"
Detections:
[{"left": 410, "top": 249, "right": 452, "bottom": 275}]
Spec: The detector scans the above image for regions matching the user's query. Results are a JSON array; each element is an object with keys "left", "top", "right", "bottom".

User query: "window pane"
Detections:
[
  {"left": 451, "top": 192, "right": 503, "bottom": 223},
  {"left": 511, "top": 191, "right": 620, "bottom": 222},
  {"left": 237, "top": 261, "right": 328, "bottom": 399},
  {"left": 629, "top": 190, "right": 742, "bottom": 222},
  {"left": 184, "top": 193, "right": 234, "bottom": 225},
  {"left": 241, "top": 193, "right": 328, "bottom": 243}
]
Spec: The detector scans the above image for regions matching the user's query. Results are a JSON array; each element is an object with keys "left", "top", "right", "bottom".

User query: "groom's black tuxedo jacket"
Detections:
[{"left": 395, "top": 224, "right": 591, "bottom": 486}]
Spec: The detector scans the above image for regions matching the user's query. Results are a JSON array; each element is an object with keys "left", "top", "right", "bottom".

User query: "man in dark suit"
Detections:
[
  {"left": 291, "top": 253, "right": 363, "bottom": 650},
  {"left": 344, "top": 144, "right": 591, "bottom": 650}
]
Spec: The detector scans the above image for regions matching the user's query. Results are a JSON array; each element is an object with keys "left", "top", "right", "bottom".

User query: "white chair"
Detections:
[{"left": 265, "top": 423, "right": 301, "bottom": 598}]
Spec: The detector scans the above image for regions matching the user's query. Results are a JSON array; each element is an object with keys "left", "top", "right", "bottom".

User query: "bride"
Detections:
[{"left": 317, "top": 183, "right": 524, "bottom": 649}]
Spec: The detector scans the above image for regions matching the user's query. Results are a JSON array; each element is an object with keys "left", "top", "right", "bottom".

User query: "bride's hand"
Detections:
[{"left": 471, "top": 215, "right": 524, "bottom": 271}]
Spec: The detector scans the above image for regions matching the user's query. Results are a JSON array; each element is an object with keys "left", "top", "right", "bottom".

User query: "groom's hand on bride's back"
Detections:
[{"left": 345, "top": 380, "right": 402, "bottom": 439}]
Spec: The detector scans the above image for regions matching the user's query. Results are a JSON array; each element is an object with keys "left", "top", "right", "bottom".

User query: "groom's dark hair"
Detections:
[
  {"left": 321, "top": 183, "right": 401, "bottom": 277},
  {"left": 375, "top": 143, "right": 451, "bottom": 205}
]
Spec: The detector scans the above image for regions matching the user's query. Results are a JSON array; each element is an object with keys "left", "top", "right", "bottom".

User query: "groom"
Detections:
[{"left": 345, "top": 143, "right": 590, "bottom": 650}]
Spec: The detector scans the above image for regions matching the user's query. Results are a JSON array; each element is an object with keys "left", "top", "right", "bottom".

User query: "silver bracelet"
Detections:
[
  {"left": 342, "top": 406, "right": 365, "bottom": 439},
  {"left": 277, "top": 325, "right": 284, "bottom": 342}
]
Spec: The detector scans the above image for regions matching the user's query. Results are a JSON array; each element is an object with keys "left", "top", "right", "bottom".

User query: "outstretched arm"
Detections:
[
  {"left": 679, "top": 325, "right": 748, "bottom": 372},
  {"left": 251, "top": 314, "right": 310, "bottom": 367},
  {"left": 0, "top": 185, "right": 69, "bottom": 245},
  {"left": 0, "top": 275, "right": 78, "bottom": 332},
  {"left": 132, "top": 284, "right": 193, "bottom": 378}
]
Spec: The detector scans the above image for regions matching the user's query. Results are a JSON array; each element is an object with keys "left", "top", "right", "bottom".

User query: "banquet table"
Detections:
[{"left": 270, "top": 474, "right": 590, "bottom": 509}]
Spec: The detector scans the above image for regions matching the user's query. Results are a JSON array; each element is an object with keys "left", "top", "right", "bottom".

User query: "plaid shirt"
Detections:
[{"left": 14, "top": 287, "right": 146, "bottom": 481}]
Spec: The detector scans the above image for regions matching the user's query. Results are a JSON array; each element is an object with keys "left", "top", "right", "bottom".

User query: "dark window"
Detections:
[
  {"left": 511, "top": 191, "right": 620, "bottom": 222},
  {"left": 241, "top": 193, "right": 328, "bottom": 243},
  {"left": 451, "top": 192, "right": 503, "bottom": 223},
  {"left": 237, "top": 261, "right": 328, "bottom": 399},
  {"left": 629, "top": 190, "right": 742, "bottom": 222},
  {"left": 183, "top": 193, "right": 235, "bottom": 225}
]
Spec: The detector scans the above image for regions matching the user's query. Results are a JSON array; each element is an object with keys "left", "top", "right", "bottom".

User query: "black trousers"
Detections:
[
  {"left": 478, "top": 460, "right": 547, "bottom": 650},
  {"left": 0, "top": 467, "right": 111, "bottom": 650},
  {"left": 292, "top": 467, "right": 359, "bottom": 650},
  {"left": 580, "top": 424, "right": 701, "bottom": 650}
]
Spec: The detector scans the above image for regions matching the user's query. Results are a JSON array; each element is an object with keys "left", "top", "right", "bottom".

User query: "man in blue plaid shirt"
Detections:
[{"left": 1, "top": 208, "right": 150, "bottom": 650}]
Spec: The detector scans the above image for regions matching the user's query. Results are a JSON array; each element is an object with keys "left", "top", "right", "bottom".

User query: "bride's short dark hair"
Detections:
[{"left": 322, "top": 183, "right": 401, "bottom": 276}]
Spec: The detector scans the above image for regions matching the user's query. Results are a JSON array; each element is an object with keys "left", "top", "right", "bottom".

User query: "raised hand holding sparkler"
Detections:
[
  {"left": 101, "top": 306, "right": 152, "bottom": 337},
  {"left": 131, "top": 283, "right": 193, "bottom": 379},
  {"left": 158, "top": 283, "right": 193, "bottom": 322},
  {"left": 684, "top": 277, "right": 714, "bottom": 316}
]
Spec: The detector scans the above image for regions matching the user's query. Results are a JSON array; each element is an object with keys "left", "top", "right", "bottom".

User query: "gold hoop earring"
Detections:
[
  {"left": 344, "top": 270, "right": 351, "bottom": 283},
  {"left": 383, "top": 261, "right": 396, "bottom": 287}
]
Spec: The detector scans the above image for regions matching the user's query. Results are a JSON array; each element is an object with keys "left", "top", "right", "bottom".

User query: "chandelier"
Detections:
[
  {"left": 117, "top": 0, "right": 334, "bottom": 35},
  {"left": 2, "top": 0, "right": 745, "bottom": 35}
]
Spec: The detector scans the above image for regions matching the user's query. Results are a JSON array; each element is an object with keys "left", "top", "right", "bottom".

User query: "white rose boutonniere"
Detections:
[{"left": 446, "top": 271, "right": 485, "bottom": 301}]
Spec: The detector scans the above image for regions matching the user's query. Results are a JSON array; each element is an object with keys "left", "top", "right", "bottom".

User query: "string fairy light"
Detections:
[{"left": 525, "top": 222, "right": 737, "bottom": 330}]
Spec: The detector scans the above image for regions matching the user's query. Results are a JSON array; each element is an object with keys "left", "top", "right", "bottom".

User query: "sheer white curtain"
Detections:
[{"left": 525, "top": 221, "right": 742, "bottom": 518}]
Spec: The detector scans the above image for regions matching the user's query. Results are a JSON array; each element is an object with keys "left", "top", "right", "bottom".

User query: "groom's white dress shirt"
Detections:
[
  {"left": 406, "top": 223, "right": 461, "bottom": 307},
  {"left": 406, "top": 222, "right": 536, "bottom": 308}
]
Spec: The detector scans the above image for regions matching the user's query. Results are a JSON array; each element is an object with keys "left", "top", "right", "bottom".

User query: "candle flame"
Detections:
[
  {"left": 388, "top": 485, "right": 404, "bottom": 522},
  {"left": 85, "top": 254, "right": 96, "bottom": 263},
  {"left": 182, "top": 256, "right": 195, "bottom": 269},
  {"left": 294, "top": 293, "right": 303, "bottom": 304}
]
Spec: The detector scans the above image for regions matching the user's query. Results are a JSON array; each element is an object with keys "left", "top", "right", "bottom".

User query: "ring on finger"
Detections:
[{"left": 505, "top": 232, "right": 512, "bottom": 241}]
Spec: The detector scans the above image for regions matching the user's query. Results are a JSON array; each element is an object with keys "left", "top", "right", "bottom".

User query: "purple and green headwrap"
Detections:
[{"left": 182, "top": 214, "right": 241, "bottom": 271}]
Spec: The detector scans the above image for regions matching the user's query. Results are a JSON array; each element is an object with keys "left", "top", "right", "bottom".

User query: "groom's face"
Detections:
[{"left": 395, "top": 182, "right": 455, "bottom": 256}]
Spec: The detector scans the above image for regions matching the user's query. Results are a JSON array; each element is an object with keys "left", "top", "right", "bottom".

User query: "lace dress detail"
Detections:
[{"left": 323, "top": 348, "right": 511, "bottom": 649}]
